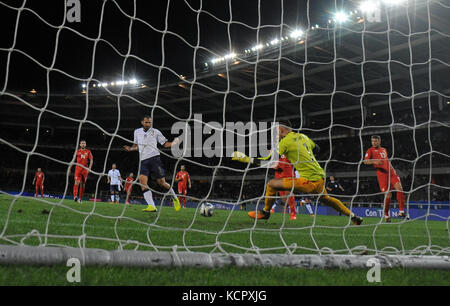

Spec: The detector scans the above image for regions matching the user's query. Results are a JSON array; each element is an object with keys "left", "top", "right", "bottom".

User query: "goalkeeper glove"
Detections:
[
  {"left": 231, "top": 151, "right": 254, "bottom": 164},
  {"left": 231, "top": 151, "right": 274, "bottom": 166}
]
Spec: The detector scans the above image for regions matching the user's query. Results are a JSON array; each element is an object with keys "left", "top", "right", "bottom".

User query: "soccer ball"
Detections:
[{"left": 200, "top": 202, "right": 214, "bottom": 217}]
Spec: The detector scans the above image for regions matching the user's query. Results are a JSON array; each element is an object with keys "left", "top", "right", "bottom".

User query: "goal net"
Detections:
[{"left": 0, "top": 0, "right": 449, "bottom": 269}]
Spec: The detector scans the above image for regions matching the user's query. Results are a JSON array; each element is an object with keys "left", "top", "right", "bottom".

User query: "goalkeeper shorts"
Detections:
[{"left": 281, "top": 178, "right": 327, "bottom": 196}]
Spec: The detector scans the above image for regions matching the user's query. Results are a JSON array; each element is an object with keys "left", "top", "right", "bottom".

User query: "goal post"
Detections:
[{"left": 0, "top": 244, "right": 449, "bottom": 269}]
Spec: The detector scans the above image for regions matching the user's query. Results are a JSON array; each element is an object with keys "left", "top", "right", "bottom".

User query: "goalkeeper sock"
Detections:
[
  {"left": 397, "top": 192, "right": 405, "bottom": 212},
  {"left": 73, "top": 184, "right": 78, "bottom": 198},
  {"left": 264, "top": 185, "right": 277, "bottom": 212},
  {"left": 384, "top": 197, "right": 391, "bottom": 217},
  {"left": 320, "top": 195, "right": 352, "bottom": 217},
  {"left": 143, "top": 190, "right": 156, "bottom": 208}
]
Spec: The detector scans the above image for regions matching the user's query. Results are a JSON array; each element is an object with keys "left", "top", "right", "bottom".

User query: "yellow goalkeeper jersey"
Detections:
[{"left": 278, "top": 132, "right": 325, "bottom": 181}]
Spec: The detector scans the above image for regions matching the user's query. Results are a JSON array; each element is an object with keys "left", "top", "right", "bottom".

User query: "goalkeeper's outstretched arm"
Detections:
[{"left": 231, "top": 150, "right": 273, "bottom": 167}]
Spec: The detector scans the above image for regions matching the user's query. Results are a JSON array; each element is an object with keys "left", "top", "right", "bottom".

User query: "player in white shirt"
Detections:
[
  {"left": 107, "top": 163, "right": 123, "bottom": 204},
  {"left": 300, "top": 197, "right": 315, "bottom": 217},
  {"left": 123, "top": 115, "right": 181, "bottom": 212}
]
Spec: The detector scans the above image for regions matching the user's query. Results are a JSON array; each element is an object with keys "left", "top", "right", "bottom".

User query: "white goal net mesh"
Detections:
[{"left": 0, "top": 0, "right": 449, "bottom": 267}]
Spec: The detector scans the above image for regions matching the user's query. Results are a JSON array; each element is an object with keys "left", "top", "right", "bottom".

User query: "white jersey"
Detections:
[
  {"left": 108, "top": 169, "right": 121, "bottom": 185},
  {"left": 133, "top": 127, "right": 167, "bottom": 161}
]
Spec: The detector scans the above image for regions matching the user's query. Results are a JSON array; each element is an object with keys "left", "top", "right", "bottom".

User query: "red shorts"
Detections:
[
  {"left": 35, "top": 181, "right": 44, "bottom": 187},
  {"left": 178, "top": 186, "right": 187, "bottom": 195},
  {"left": 74, "top": 166, "right": 89, "bottom": 183},
  {"left": 377, "top": 171, "right": 401, "bottom": 192},
  {"left": 279, "top": 190, "right": 293, "bottom": 197}
]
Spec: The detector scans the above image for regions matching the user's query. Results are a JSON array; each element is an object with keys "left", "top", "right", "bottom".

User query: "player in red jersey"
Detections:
[
  {"left": 68, "top": 140, "right": 93, "bottom": 204},
  {"left": 124, "top": 173, "right": 134, "bottom": 204},
  {"left": 364, "top": 135, "right": 407, "bottom": 222},
  {"left": 32, "top": 168, "right": 45, "bottom": 197},
  {"left": 175, "top": 165, "right": 191, "bottom": 208},
  {"left": 272, "top": 155, "right": 297, "bottom": 220}
]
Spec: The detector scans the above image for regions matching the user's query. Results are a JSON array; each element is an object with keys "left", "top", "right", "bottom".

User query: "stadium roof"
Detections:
[{"left": 1, "top": 0, "right": 449, "bottom": 137}]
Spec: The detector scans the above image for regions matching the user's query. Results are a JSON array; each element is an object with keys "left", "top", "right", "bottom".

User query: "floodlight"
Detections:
[
  {"left": 334, "top": 11, "right": 348, "bottom": 23},
  {"left": 251, "top": 44, "right": 263, "bottom": 51},
  {"left": 224, "top": 53, "right": 236, "bottom": 60},
  {"left": 290, "top": 29, "right": 304, "bottom": 39}
]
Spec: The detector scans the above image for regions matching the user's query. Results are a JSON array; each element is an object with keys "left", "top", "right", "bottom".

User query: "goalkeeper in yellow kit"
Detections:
[{"left": 232, "top": 121, "right": 363, "bottom": 225}]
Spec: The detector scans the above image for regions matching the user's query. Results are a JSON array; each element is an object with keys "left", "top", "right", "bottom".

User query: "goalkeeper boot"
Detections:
[
  {"left": 248, "top": 210, "right": 270, "bottom": 220},
  {"left": 384, "top": 216, "right": 391, "bottom": 223},
  {"left": 351, "top": 215, "right": 363, "bottom": 225},
  {"left": 173, "top": 197, "right": 181, "bottom": 212},
  {"left": 142, "top": 205, "right": 158, "bottom": 212},
  {"left": 398, "top": 211, "right": 409, "bottom": 220}
]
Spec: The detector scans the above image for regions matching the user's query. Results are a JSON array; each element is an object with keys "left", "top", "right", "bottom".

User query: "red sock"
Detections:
[
  {"left": 397, "top": 192, "right": 405, "bottom": 212},
  {"left": 79, "top": 186, "right": 85, "bottom": 199},
  {"left": 73, "top": 184, "right": 78, "bottom": 197},
  {"left": 40, "top": 186, "right": 44, "bottom": 197},
  {"left": 183, "top": 196, "right": 186, "bottom": 207},
  {"left": 288, "top": 197, "right": 296, "bottom": 214},
  {"left": 35, "top": 186, "right": 39, "bottom": 197},
  {"left": 384, "top": 197, "right": 391, "bottom": 217}
]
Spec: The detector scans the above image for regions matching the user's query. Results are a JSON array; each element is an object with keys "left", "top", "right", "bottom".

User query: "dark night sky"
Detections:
[{"left": 0, "top": 0, "right": 346, "bottom": 91}]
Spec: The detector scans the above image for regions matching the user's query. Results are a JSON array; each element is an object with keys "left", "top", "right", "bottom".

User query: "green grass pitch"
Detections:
[{"left": 0, "top": 194, "right": 448, "bottom": 286}]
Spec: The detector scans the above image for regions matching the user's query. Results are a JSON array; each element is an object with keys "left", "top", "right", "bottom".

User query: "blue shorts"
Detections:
[{"left": 140, "top": 156, "right": 165, "bottom": 179}]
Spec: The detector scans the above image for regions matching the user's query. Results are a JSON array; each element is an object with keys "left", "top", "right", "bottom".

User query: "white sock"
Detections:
[
  {"left": 143, "top": 190, "right": 156, "bottom": 207},
  {"left": 305, "top": 204, "right": 314, "bottom": 215},
  {"left": 111, "top": 195, "right": 114, "bottom": 202},
  {"left": 115, "top": 195, "right": 120, "bottom": 202},
  {"left": 168, "top": 188, "right": 177, "bottom": 199}
]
